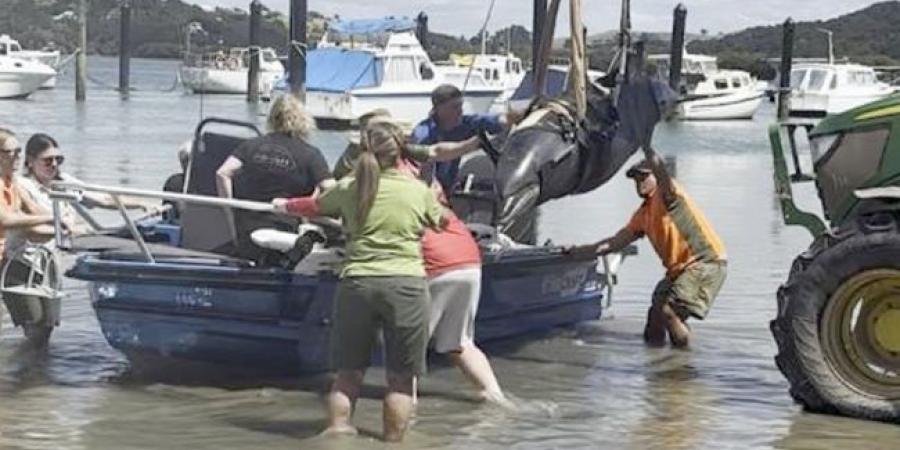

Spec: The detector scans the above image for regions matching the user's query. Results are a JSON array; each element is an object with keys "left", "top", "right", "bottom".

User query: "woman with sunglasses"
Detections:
[
  {"left": 0, "top": 128, "right": 56, "bottom": 338},
  {"left": 18, "top": 133, "right": 154, "bottom": 234}
]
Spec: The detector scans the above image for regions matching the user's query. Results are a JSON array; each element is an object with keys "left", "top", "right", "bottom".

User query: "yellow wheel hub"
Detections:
[{"left": 873, "top": 308, "right": 900, "bottom": 354}]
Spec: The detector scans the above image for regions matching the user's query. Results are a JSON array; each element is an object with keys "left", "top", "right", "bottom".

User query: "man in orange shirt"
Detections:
[{"left": 571, "top": 147, "right": 726, "bottom": 348}]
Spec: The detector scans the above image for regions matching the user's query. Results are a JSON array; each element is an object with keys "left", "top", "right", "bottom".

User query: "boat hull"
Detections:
[
  {"left": 678, "top": 91, "right": 763, "bottom": 120},
  {"left": 0, "top": 58, "right": 55, "bottom": 99},
  {"left": 305, "top": 87, "right": 502, "bottom": 127},
  {"left": 789, "top": 89, "right": 896, "bottom": 118},
  {"left": 180, "top": 66, "right": 280, "bottom": 96},
  {"left": 68, "top": 249, "right": 604, "bottom": 374}
]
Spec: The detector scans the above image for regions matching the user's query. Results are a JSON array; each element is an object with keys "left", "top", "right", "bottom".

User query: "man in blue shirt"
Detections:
[{"left": 411, "top": 84, "right": 520, "bottom": 193}]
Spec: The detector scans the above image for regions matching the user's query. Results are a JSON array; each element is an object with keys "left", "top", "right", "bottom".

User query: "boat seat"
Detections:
[
  {"left": 70, "top": 234, "right": 251, "bottom": 266},
  {"left": 180, "top": 131, "right": 249, "bottom": 253},
  {"left": 449, "top": 154, "right": 498, "bottom": 226}
]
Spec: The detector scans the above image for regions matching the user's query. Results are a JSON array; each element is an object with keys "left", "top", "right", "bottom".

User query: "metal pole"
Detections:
[
  {"left": 532, "top": 0, "right": 547, "bottom": 70},
  {"left": 76, "top": 0, "right": 87, "bottom": 102},
  {"left": 288, "top": 0, "right": 307, "bottom": 99},
  {"left": 119, "top": 1, "right": 132, "bottom": 98},
  {"left": 247, "top": 0, "right": 261, "bottom": 102},
  {"left": 668, "top": 4, "right": 686, "bottom": 92},
  {"left": 777, "top": 18, "right": 794, "bottom": 120}
]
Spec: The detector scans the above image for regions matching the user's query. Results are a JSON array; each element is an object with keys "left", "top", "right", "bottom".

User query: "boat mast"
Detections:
[{"left": 817, "top": 28, "right": 834, "bottom": 65}]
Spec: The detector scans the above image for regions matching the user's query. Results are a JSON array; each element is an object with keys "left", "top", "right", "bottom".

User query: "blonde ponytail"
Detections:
[{"left": 352, "top": 120, "right": 406, "bottom": 223}]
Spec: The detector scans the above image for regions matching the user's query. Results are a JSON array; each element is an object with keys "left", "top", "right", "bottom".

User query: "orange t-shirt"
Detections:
[
  {"left": 0, "top": 178, "right": 22, "bottom": 256},
  {"left": 626, "top": 181, "right": 726, "bottom": 278}
]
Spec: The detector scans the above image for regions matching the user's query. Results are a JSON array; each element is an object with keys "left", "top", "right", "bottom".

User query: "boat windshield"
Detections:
[
  {"left": 383, "top": 56, "right": 418, "bottom": 83},
  {"left": 701, "top": 61, "right": 718, "bottom": 73},
  {"left": 848, "top": 70, "right": 876, "bottom": 86},
  {"left": 790, "top": 69, "right": 808, "bottom": 89},
  {"left": 807, "top": 69, "right": 831, "bottom": 91}
]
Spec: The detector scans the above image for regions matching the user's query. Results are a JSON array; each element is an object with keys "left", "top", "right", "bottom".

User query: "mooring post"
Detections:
[
  {"left": 76, "top": 0, "right": 87, "bottom": 101},
  {"left": 416, "top": 12, "right": 429, "bottom": 51},
  {"left": 668, "top": 4, "right": 686, "bottom": 93},
  {"left": 247, "top": 0, "right": 261, "bottom": 103},
  {"left": 532, "top": 0, "right": 547, "bottom": 71},
  {"left": 777, "top": 18, "right": 794, "bottom": 120},
  {"left": 119, "top": 1, "right": 132, "bottom": 98},
  {"left": 288, "top": 0, "right": 307, "bottom": 99}
]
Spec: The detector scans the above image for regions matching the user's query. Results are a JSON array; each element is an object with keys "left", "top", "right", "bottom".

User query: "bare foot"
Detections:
[
  {"left": 479, "top": 390, "right": 517, "bottom": 410},
  {"left": 319, "top": 424, "right": 358, "bottom": 437}
]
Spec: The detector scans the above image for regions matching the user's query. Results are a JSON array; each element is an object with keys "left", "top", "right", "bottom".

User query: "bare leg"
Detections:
[
  {"left": 322, "top": 370, "right": 364, "bottom": 436},
  {"left": 643, "top": 305, "right": 668, "bottom": 347},
  {"left": 661, "top": 303, "right": 691, "bottom": 348},
  {"left": 383, "top": 372, "right": 415, "bottom": 442},
  {"left": 447, "top": 342, "right": 507, "bottom": 403}
]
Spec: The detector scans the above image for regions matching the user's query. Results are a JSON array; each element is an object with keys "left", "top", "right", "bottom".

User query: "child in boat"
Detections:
[{"left": 273, "top": 120, "right": 446, "bottom": 442}]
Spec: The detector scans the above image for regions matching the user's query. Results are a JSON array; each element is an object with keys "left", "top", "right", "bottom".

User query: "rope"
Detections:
[{"left": 462, "top": 0, "right": 498, "bottom": 92}]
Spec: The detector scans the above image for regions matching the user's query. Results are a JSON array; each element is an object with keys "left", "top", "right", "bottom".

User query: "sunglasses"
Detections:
[
  {"left": 0, "top": 147, "right": 21, "bottom": 158},
  {"left": 39, "top": 155, "right": 65, "bottom": 166}
]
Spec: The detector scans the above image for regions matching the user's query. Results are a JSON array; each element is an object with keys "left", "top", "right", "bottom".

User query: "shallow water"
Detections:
[{"left": 1, "top": 57, "right": 898, "bottom": 449}]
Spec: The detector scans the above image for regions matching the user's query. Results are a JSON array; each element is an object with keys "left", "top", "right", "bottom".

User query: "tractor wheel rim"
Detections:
[{"left": 821, "top": 269, "right": 900, "bottom": 399}]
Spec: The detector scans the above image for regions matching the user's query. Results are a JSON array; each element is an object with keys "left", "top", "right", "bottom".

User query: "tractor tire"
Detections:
[{"left": 772, "top": 211, "right": 900, "bottom": 423}]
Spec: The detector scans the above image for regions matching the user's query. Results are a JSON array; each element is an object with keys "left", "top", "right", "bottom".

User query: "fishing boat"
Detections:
[
  {"left": 649, "top": 52, "right": 762, "bottom": 120},
  {"left": 275, "top": 18, "right": 504, "bottom": 127},
  {"left": 180, "top": 47, "right": 283, "bottom": 95},
  {"left": 0, "top": 34, "right": 61, "bottom": 88},
  {"left": 49, "top": 118, "right": 628, "bottom": 374}
]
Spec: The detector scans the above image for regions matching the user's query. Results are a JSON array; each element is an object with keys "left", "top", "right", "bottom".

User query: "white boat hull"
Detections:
[
  {"left": 305, "top": 87, "right": 502, "bottom": 126},
  {"left": 789, "top": 88, "right": 895, "bottom": 117},
  {"left": 678, "top": 91, "right": 763, "bottom": 120},
  {"left": 180, "top": 66, "right": 279, "bottom": 96},
  {"left": 0, "top": 58, "right": 55, "bottom": 99}
]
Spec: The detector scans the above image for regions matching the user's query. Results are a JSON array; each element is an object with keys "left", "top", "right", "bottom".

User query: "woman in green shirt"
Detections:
[{"left": 275, "top": 120, "right": 445, "bottom": 442}]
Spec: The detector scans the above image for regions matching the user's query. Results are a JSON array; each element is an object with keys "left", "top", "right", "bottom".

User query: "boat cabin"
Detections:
[
  {"left": 0, "top": 35, "right": 24, "bottom": 56},
  {"left": 790, "top": 64, "right": 880, "bottom": 93}
]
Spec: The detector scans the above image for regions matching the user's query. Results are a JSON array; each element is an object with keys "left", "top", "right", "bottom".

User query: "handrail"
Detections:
[{"left": 50, "top": 180, "right": 275, "bottom": 213}]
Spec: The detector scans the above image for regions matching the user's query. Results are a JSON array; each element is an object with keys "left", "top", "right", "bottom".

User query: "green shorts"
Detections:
[
  {"left": 330, "top": 276, "right": 430, "bottom": 375},
  {"left": 653, "top": 260, "right": 727, "bottom": 320}
]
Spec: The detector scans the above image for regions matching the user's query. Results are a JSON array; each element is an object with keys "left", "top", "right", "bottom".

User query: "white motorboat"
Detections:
[
  {"left": 180, "top": 47, "right": 283, "bottom": 95},
  {"left": 650, "top": 52, "right": 762, "bottom": 120},
  {"left": 0, "top": 35, "right": 61, "bottom": 89},
  {"left": 788, "top": 63, "right": 895, "bottom": 118},
  {"left": 505, "top": 64, "right": 606, "bottom": 111},
  {"left": 443, "top": 52, "right": 526, "bottom": 112},
  {"left": 276, "top": 18, "right": 503, "bottom": 127},
  {"left": 0, "top": 55, "right": 56, "bottom": 99}
]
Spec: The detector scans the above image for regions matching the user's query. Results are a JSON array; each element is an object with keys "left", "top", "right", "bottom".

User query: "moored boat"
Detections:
[
  {"left": 180, "top": 47, "right": 283, "bottom": 95},
  {"left": 0, "top": 55, "right": 55, "bottom": 99}
]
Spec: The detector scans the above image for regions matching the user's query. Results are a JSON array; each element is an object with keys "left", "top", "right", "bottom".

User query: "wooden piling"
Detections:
[
  {"left": 288, "top": 0, "right": 307, "bottom": 99},
  {"left": 247, "top": 0, "right": 261, "bottom": 103},
  {"left": 76, "top": 0, "right": 87, "bottom": 101},
  {"left": 416, "top": 12, "right": 429, "bottom": 51},
  {"left": 119, "top": 1, "right": 132, "bottom": 98},
  {"left": 777, "top": 18, "right": 795, "bottom": 120},
  {"left": 668, "top": 4, "right": 686, "bottom": 92}
]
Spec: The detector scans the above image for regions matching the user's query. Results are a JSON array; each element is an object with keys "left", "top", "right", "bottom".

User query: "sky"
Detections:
[{"left": 190, "top": 0, "right": 887, "bottom": 37}]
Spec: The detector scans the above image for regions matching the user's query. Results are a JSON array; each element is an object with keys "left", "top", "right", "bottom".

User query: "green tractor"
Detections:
[{"left": 770, "top": 95, "right": 900, "bottom": 423}]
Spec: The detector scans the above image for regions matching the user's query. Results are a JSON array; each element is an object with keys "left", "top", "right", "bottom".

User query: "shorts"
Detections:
[
  {"left": 652, "top": 260, "right": 727, "bottom": 320},
  {"left": 428, "top": 267, "right": 481, "bottom": 353},
  {"left": 330, "top": 276, "right": 430, "bottom": 376}
]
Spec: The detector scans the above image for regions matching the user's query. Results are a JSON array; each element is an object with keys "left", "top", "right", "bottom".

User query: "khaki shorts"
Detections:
[
  {"left": 428, "top": 267, "right": 481, "bottom": 353},
  {"left": 653, "top": 260, "right": 727, "bottom": 320},
  {"left": 330, "top": 276, "right": 430, "bottom": 375}
]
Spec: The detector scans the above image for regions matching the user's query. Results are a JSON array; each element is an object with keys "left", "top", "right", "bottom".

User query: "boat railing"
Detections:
[{"left": 49, "top": 180, "right": 275, "bottom": 264}]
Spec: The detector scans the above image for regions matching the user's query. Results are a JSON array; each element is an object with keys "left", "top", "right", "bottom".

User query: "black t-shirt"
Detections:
[{"left": 232, "top": 132, "right": 331, "bottom": 202}]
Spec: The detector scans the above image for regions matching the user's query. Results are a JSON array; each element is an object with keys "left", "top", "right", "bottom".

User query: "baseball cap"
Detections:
[{"left": 625, "top": 159, "right": 653, "bottom": 178}]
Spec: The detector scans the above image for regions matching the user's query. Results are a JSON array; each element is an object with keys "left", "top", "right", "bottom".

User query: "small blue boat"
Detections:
[{"left": 56, "top": 119, "right": 622, "bottom": 374}]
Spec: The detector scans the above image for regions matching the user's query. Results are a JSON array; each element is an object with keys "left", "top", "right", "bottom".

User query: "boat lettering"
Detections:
[
  {"left": 541, "top": 268, "right": 588, "bottom": 296},
  {"left": 175, "top": 287, "right": 214, "bottom": 309}
]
